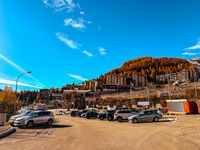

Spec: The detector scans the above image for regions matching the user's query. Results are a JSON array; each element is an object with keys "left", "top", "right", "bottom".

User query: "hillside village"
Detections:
[{"left": 4, "top": 57, "right": 199, "bottom": 110}]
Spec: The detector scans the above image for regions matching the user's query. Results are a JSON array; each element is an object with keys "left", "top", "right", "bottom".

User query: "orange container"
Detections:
[
  {"left": 184, "top": 101, "right": 190, "bottom": 113},
  {"left": 184, "top": 101, "right": 195, "bottom": 114},
  {"left": 196, "top": 101, "right": 200, "bottom": 114}
]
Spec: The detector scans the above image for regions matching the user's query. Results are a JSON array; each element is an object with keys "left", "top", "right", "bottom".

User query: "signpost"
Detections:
[{"left": 137, "top": 101, "right": 150, "bottom": 106}]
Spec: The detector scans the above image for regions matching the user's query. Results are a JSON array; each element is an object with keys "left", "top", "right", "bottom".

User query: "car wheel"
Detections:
[
  {"left": 26, "top": 121, "right": 34, "bottom": 128},
  {"left": 132, "top": 118, "right": 138, "bottom": 123},
  {"left": 107, "top": 116, "right": 112, "bottom": 121},
  {"left": 47, "top": 119, "right": 53, "bottom": 127},
  {"left": 154, "top": 117, "right": 159, "bottom": 122},
  {"left": 117, "top": 117, "right": 123, "bottom": 122},
  {"left": 99, "top": 116, "right": 104, "bottom": 120}
]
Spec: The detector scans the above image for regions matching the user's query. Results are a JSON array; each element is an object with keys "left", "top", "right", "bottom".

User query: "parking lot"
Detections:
[{"left": 1, "top": 114, "right": 200, "bottom": 150}]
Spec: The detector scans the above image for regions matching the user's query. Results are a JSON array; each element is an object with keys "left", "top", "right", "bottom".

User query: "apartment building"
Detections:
[
  {"left": 105, "top": 74, "right": 127, "bottom": 86},
  {"left": 84, "top": 80, "right": 98, "bottom": 91},
  {"left": 132, "top": 73, "right": 147, "bottom": 87},
  {"left": 156, "top": 69, "right": 200, "bottom": 83}
]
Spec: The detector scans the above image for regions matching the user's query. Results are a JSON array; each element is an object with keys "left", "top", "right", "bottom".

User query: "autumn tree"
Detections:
[{"left": 0, "top": 87, "right": 17, "bottom": 115}]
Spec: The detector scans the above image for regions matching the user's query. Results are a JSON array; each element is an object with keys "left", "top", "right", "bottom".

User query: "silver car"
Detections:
[
  {"left": 128, "top": 109, "right": 161, "bottom": 123},
  {"left": 14, "top": 110, "right": 54, "bottom": 128},
  {"left": 8, "top": 109, "right": 32, "bottom": 126}
]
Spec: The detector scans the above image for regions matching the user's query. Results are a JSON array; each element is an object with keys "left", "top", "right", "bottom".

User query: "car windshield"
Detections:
[
  {"left": 139, "top": 112, "right": 144, "bottom": 115},
  {"left": 19, "top": 110, "right": 31, "bottom": 117},
  {"left": 27, "top": 112, "right": 38, "bottom": 117}
]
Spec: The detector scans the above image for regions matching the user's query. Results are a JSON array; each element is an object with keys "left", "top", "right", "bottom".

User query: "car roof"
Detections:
[{"left": 146, "top": 109, "right": 158, "bottom": 111}]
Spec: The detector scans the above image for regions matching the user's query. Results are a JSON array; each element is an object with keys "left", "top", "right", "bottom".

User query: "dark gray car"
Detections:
[{"left": 128, "top": 109, "right": 161, "bottom": 123}]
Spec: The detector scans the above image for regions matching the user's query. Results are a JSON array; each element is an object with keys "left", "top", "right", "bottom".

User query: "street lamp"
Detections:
[
  {"left": 14, "top": 71, "right": 32, "bottom": 114},
  {"left": 145, "top": 86, "right": 150, "bottom": 108}
]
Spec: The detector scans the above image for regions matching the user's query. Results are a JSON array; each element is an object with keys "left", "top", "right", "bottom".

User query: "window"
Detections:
[{"left": 144, "top": 111, "right": 153, "bottom": 115}]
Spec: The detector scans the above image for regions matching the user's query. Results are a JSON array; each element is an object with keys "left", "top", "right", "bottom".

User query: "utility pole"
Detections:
[{"left": 14, "top": 71, "right": 32, "bottom": 115}]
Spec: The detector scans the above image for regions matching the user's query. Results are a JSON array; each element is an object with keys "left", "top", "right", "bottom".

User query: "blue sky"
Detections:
[{"left": 1, "top": 0, "right": 200, "bottom": 90}]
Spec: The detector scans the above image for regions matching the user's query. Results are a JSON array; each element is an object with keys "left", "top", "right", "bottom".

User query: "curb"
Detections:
[{"left": 0, "top": 127, "right": 16, "bottom": 139}]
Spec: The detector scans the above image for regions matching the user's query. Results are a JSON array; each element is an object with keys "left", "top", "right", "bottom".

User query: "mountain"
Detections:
[{"left": 103, "top": 57, "right": 195, "bottom": 82}]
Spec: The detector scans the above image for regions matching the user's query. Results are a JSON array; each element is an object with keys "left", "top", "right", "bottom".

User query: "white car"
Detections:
[{"left": 114, "top": 110, "right": 138, "bottom": 122}]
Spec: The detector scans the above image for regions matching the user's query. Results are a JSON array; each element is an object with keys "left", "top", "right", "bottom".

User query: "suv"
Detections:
[
  {"left": 114, "top": 110, "right": 138, "bottom": 122},
  {"left": 14, "top": 110, "right": 54, "bottom": 128},
  {"left": 8, "top": 109, "right": 32, "bottom": 126},
  {"left": 128, "top": 109, "right": 161, "bottom": 123},
  {"left": 98, "top": 110, "right": 116, "bottom": 121}
]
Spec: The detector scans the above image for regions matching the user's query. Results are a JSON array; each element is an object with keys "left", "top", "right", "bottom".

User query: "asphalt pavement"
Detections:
[{"left": 0, "top": 115, "right": 200, "bottom": 150}]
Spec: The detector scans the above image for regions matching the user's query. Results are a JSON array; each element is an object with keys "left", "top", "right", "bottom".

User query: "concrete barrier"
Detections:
[{"left": 0, "top": 127, "right": 16, "bottom": 139}]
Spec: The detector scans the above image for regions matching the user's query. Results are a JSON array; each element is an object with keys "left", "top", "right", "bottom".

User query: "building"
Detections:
[
  {"left": 156, "top": 69, "right": 200, "bottom": 84},
  {"left": 105, "top": 74, "right": 127, "bottom": 86},
  {"left": 84, "top": 80, "right": 99, "bottom": 91},
  {"left": 132, "top": 73, "right": 147, "bottom": 87}
]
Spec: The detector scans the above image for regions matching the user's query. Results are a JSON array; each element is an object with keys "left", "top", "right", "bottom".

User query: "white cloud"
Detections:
[
  {"left": 43, "top": 0, "right": 76, "bottom": 12},
  {"left": 98, "top": 47, "right": 107, "bottom": 55},
  {"left": 0, "top": 79, "right": 42, "bottom": 89},
  {"left": 182, "top": 52, "right": 199, "bottom": 56},
  {"left": 56, "top": 32, "right": 80, "bottom": 49},
  {"left": 80, "top": 11, "right": 85, "bottom": 15},
  {"left": 185, "top": 39, "right": 200, "bottom": 50},
  {"left": 0, "top": 54, "right": 44, "bottom": 87},
  {"left": 82, "top": 50, "right": 93, "bottom": 57},
  {"left": 64, "top": 18, "right": 86, "bottom": 31},
  {"left": 68, "top": 74, "right": 87, "bottom": 81}
]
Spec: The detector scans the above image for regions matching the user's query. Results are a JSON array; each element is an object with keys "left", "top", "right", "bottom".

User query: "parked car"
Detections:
[
  {"left": 128, "top": 109, "right": 161, "bottom": 123},
  {"left": 14, "top": 110, "right": 54, "bottom": 128},
  {"left": 114, "top": 109, "right": 138, "bottom": 122},
  {"left": 82, "top": 111, "right": 99, "bottom": 119},
  {"left": 106, "top": 110, "right": 116, "bottom": 121},
  {"left": 150, "top": 109, "right": 163, "bottom": 118},
  {"left": 98, "top": 110, "right": 116, "bottom": 121},
  {"left": 8, "top": 109, "right": 32, "bottom": 126},
  {"left": 71, "top": 110, "right": 88, "bottom": 117},
  {"left": 71, "top": 110, "right": 81, "bottom": 117},
  {"left": 97, "top": 111, "right": 106, "bottom": 120}
]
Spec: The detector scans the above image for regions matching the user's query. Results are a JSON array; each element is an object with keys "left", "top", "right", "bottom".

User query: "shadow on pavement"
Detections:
[{"left": 22, "top": 124, "right": 72, "bottom": 130}]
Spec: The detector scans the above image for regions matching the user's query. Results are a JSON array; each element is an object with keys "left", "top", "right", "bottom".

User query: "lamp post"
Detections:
[
  {"left": 145, "top": 86, "right": 150, "bottom": 108},
  {"left": 14, "top": 71, "right": 32, "bottom": 115}
]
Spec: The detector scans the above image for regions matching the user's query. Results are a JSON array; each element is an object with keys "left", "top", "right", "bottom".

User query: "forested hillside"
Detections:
[{"left": 105, "top": 57, "right": 194, "bottom": 82}]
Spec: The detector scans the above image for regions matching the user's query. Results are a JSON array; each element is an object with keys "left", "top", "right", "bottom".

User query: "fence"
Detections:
[{"left": 0, "top": 113, "right": 7, "bottom": 125}]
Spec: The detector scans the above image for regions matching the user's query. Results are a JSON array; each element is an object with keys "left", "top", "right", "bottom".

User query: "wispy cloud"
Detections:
[
  {"left": 80, "top": 11, "right": 84, "bottom": 15},
  {"left": 97, "top": 26, "right": 102, "bottom": 31},
  {"left": 98, "top": 47, "right": 107, "bottom": 55},
  {"left": 0, "top": 54, "right": 44, "bottom": 87},
  {"left": 82, "top": 50, "right": 93, "bottom": 57},
  {"left": 68, "top": 74, "right": 87, "bottom": 81},
  {"left": 56, "top": 32, "right": 80, "bottom": 49},
  {"left": 182, "top": 52, "right": 199, "bottom": 56},
  {"left": 0, "top": 79, "right": 42, "bottom": 89},
  {"left": 185, "top": 39, "right": 200, "bottom": 50},
  {"left": 43, "top": 0, "right": 77, "bottom": 12},
  {"left": 64, "top": 18, "right": 86, "bottom": 31}
]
